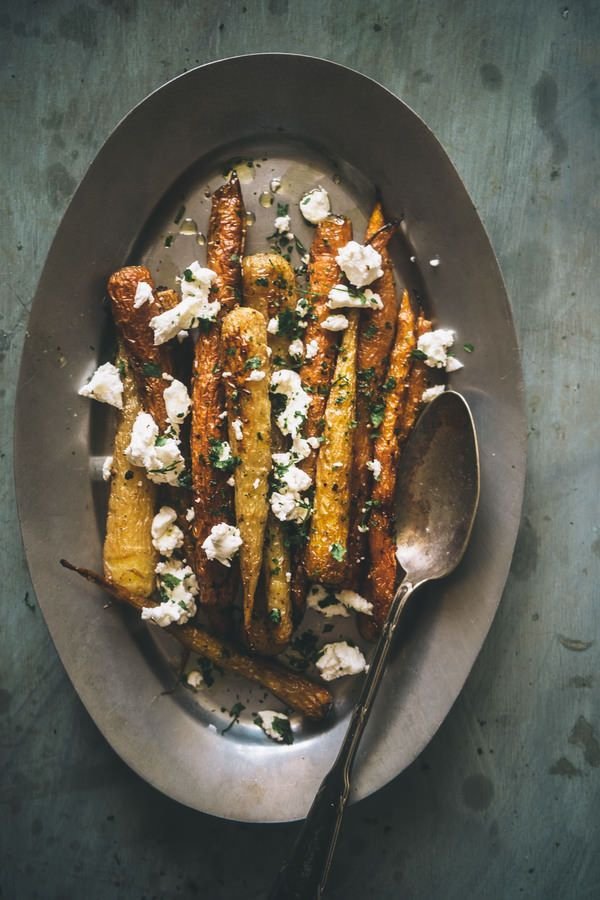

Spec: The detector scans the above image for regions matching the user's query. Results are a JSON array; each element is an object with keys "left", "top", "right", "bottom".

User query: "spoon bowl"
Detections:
[{"left": 395, "top": 390, "right": 480, "bottom": 584}]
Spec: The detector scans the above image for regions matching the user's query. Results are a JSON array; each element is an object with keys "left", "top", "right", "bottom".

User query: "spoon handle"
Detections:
[{"left": 269, "top": 578, "right": 415, "bottom": 900}]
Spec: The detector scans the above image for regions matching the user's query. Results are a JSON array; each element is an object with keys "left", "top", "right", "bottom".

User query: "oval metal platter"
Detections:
[{"left": 15, "top": 54, "right": 526, "bottom": 823}]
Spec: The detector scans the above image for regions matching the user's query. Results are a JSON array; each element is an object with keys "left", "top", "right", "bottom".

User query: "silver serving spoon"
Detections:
[{"left": 269, "top": 390, "right": 480, "bottom": 899}]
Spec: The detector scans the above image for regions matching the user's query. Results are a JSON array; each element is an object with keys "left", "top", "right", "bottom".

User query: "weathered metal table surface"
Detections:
[{"left": 1, "top": 1, "right": 598, "bottom": 898}]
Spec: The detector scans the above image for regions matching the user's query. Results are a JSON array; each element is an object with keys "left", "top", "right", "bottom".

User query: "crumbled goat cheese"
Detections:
[
  {"left": 417, "top": 329, "right": 463, "bottom": 371},
  {"left": 327, "top": 284, "right": 383, "bottom": 310},
  {"left": 307, "top": 585, "right": 349, "bottom": 618},
  {"left": 141, "top": 559, "right": 198, "bottom": 627},
  {"left": 177, "top": 330, "right": 189, "bottom": 342},
  {"left": 102, "top": 455, "right": 113, "bottom": 481},
  {"left": 305, "top": 339, "right": 319, "bottom": 360},
  {"left": 271, "top": 491, "right": 309, "bottom": 523},
  {"left": 288, "top": 339, "right": 304, "bottom": 358},
  {"left": 256, "top": 710, "right": 292, "bottom": 742},
  {"left": 162, "top": 372, "right": 173, "bottom": 381},
  {"left": 78, "top": 362, "right": 123, "bottom": 408},
  {"left": 336, "top": 241, "right": 383, "bottom": 287},
  {"left": 274, "top": 214, "right": 292, "bottom": 236},
  {"left": 185, "top": 506, "right": 195, "bottom": 522},
  {"left": 336, "top": 589, "right": 373, "bottom": 615},
  {"left": 444, "top": 356, "right": 464, "bottom": 373},
  {"left": 125, "top": 411, "right": 185, "bottom": 486},
  {"left": 321, "top": 314, "right": 349, "bottom": 331},
  {"left": 429, "top": 256, "right": 441, "bottom": 267},
  {"left": 226, "top": 475, "right": 235, "bottom": 487},
  {"left": 231, "top": 418, "right": 244, "bottom": 441},
  {"left": 316, "top": 641, "right": 368, "bottom": 681},
  {"left": 270, "top": 369, "right": 312, "bottom": 438},
  {"left": 151, "top": 506, "right": 184, "bottom": 556},
  {"left": 163, "top": 378, "right": 191, "bottom": 428},
  {"left": 299, "top": 186, "right": 331, "bottom": 224},
  {"left": 212, "top": 440, "right": 234, "bottom": 466},
  {"left": 202, "top": 523, "right": 243, "bottom": 567},
  {"left": 186, "top": 670, "right": 204, "bottom": 689},
  {"left": 133, "top": 280, "right": 154, "bottom": 308},
  {"left": 267, "top": 316, "right": 279, "bottom": 335},
  {"left": 245, "top": 369, "right": 266, "bottom": 382},
  {"left": 150, "top": 261, "right": 218, "bottom": 344},
  {"left": 366, "top": 459, "right": 382, "bottom": 481},
  {"left": 307, "top": 585, "right": 373, "bottom": 618},
  {"left": 422, "top": 384, "right": 446, "bottom": 403}
]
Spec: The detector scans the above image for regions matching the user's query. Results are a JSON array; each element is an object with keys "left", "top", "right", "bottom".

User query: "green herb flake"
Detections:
[
  {"left": 463, "top": 342, "right": 475, "bottom": 353},
  {"left": 268, "top": 609, "right": 282, "bottom": 624},
  {"left": 382, "top": 376, "right": 397, "bottom": 392},
  {"left": 164, "top": 234, "right": 174, "bottom": 248},
  {"left": 143, "top": 362, "right": 162, "bottom": 377},
  {"left": 243, "top": 356, "right": 262, "bottom": 371},
  {"left": 277, "top": 202, "right": 289, "bottom": 217},
  {"left": 124, "top": 470, "right": 134, "bottom": 480},
  {"left": 255, "top": 276, "right": 269, "bottom": 287},
  {"left": 370, "top": 403, "right": 386, "bottom": 428},
  {"left": 159, "top": 573, "right": 182, "bottom": 591},
  {"left": 272, "top": 716, "right": 294, "bottom": 745},
  {"left": 411, "top": 348, "right": 428, "bottom": 361},
  {"left": 182, "top": 268, "right": 195, "bottom": 283},
  {"left": 330, "top": 542, "right": 346, "bottom": 562},
  {"left": 221, "top": 701, "right": 245, "bottom": 735}
]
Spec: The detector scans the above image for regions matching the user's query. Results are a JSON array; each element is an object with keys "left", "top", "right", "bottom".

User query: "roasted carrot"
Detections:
[
  {"left": 365, "top": 289, "right": 416, "bottom": 628},
  {"left": 346, "top": 209, "right": 400, "bottom": 585},
  {"left": 191, "top": 174, "right": 245, "bottom": 628},
  {"left": 107, "top": 266, "right": 174, "bottom": 430},
  {"left": 60, "top": 560, "right": 332, "bottom": 720},
  {"left": 298, "top": 214, "right": 353, "bottom": 481}
]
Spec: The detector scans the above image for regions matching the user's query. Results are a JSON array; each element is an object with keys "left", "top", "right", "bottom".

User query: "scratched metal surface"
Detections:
[{"left": 1, "top": 1, "right": 598, "bottom": 898}]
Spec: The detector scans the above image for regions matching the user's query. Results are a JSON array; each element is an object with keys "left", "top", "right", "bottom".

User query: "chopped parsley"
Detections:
[
  {"left": 255, "top": 276, "right": 269, "bottom": 287},
  {"left": 221, "top": 701, "right": 245, "bottom": 735},
  {"left": 142, "top": 362, "right": 162, "bottom": 377},
  {"left": 243, "top": 356, "right": 262, "bottom": 371},
  {"left": 268, "top": 608, "right": 282, "bottom": 625},
  {"left": 330, "top": 542, "right": 346, "bottom": 562},
  {"left": 208, "top": 439, "right": 240, "bottom": 473},
  {"left": 463, "top": 342, "right": 475, "bottom": 353},
  {"left": 411, "top": 348, "right": 428, "bottom": 361},
  {"left": 370, "top": 403, "right": 386, "bottom": 428},
  {"left": 182, "top": 268, "right": 195, "bottom": 282}
]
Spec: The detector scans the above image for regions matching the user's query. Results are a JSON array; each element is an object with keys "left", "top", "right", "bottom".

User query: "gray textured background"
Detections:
[{"left": 2, "top": 1, "right": 599, "bottom": 898}]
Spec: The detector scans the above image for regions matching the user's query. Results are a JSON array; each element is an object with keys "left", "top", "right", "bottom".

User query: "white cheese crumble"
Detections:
[
  {"left": 288, "top": 338, "right": 304, "bottom": 359},
  {"left": 336, "top": 589, "right": 373, "bottom": 615},
  {"left": 150, "top": 261, "right": 218, "bottom": 345},
  {"left": 422, "top": 384, "right": 446, "bottom": 403},
  {"left": 307, "top": 585, "right": 373, "bottom": 618},
  {"left": 316, "top": 641, "right": 368, "bottom": 681},
  {"left": 245, "top": 369, "right": 266, "bottom": 382},
  {"left": 78, "top": 362, "right": 123, "bottom": 409},
  {"left": 327, "top": 284, "right": 383, "bottom": 310},
  {"left": 151, "top": 506, "right": 184, "bottom": 556},
  {"left": 256, "top": 710, "right": 291, "bottom": 743},
  {"left": 125, "top": 411, "right": 185, "bottom": 486},
  {"left": 102, "top": 455, "right": 113, "bottom": 481},
  {"left": 267, "top": 316, "right": 279, "bottom": 335},
  {"left": 429, "top": 256, "right": 441, "bottom": 267},
  {"left": 336, "top": 241, "right": 383, "bottom": 287},
  {"left": 141, "top": 560, "right": 198, "bottom": 627},
  {"left": 366, "top": 459, "right": 382, "bottom": 481},
  {"left": 321, "top": 314, "right": 349, "bottom": 331},
  {"left": 163, "top": 378, "right": 191, "bottom": 428},
  {"left": 133, "top": 280, "right": 154, "bottom": 308},
  {"left": 186, "top": 670, "right": 204, "bottom": 690},
  {"left": 162, "top": 372, "right": 173, "bottom": 381},
  {"left": 185, "top": 506, "right": 195, "bottom": 522},
  {"left": 299, "top": 186, "right": 331, "bottom": 224},
  {"left": 274, "top": 214, "right": 292, "bottom": 236},
  {"left": 305, "top": 339, "right": 319, "bottom": 360},
  {"left": 270, "top": 369, "right": 312, "bottom": 438},
  {"left": 202, "top": 523, "right": 242, "bottom": 567},
  {"left": 231, "top": 417, "right": 244, "bottom": 442},
  {"left": 307, "top": 585, "right": 349, "bottom": 618},
  {"left": 417, "top": 329, "right": 463, "bottom": 372},
  {"left": 212, "top": 440, "right": 234, "bottom": 466}
]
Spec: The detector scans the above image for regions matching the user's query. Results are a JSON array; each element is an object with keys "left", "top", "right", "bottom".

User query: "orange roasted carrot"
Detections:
[
  {"left": 191, "top": 174, "right": 245, "bottom": 629},
  {"left": 346, "top": 207, "right": 400, "bottom": 585},
  {"left": 107, "top": 266, "right": 174, "bottom": 430}
]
